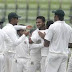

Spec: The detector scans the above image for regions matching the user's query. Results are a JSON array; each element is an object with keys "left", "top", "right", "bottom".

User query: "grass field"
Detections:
[{"left": 0, "top": 0, "right": 71, "bottom": 26}]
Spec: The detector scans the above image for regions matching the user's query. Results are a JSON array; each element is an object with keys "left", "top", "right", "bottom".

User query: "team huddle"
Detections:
[{"left": 0, "top": 9, "right": 72, "bottom": 72}]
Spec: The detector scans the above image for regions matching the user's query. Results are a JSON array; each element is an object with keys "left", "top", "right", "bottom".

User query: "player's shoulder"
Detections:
[
  {"left": 48, "top": 22, "right": 55, "bottom": 29},
  {"left": 32, "top": 28, "right": 38, "bottom": 33},
  {"left": 65, "top": 23, "right": 72, "bottom": 29}
]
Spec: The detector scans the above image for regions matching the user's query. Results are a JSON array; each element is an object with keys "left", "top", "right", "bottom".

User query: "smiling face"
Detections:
[{"left": 36, "top": 19, "right": 45, "bottom": 30}]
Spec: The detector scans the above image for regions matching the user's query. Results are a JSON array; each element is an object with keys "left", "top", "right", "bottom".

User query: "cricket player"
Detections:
[
  {"left": 0, "top": 29, "right": 11, "bottom": 72},
  {"left": 67, "top": 15, "right": 72, "bottom": 72},
  {"left": 38, "top": 20, "right": 54, "bottom": 72},
  {"left": 0, "top": 29, "right": 6, "bottom": 72},
  {"left": 14, "top": 27, "right": 31, "bottom": 72},
  {"left": 44, "top": 9, "right": 72, "bottom": 72},
  {"left": 29, "top": 16, "right": 48, "bottom": 72},
  {"left": 0, "top": 28, "right": 16, "bottom": 72},
  {"left": 29, "top": 28, "right": 43, "bottom": 72},
  {"left": 2, "top": 12, "right": 32, "bottom": 72}
]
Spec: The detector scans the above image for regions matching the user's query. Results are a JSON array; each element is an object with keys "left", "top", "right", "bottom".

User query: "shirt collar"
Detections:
[
  {"left": 55, "top": 21, "right": 65, "bottom": 23},
  {"left": 6, "top": 23, "right": 14, "bottom": 27}
]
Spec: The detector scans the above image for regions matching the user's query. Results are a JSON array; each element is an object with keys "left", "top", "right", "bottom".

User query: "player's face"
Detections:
[
  {"left": 36, "top": 19, "right": 45, "bottom": 30},
  {"left": 54, "top": 15, "right": 57, "bottom": 21},
  {"left": 54, "top": 15, "right": 58, "bottom": 21},
  {"left": 19, "top": 29, "right": 25, "bottom": 36},
  {"left": 12, "top": 18, "right": 18, "bottom": 25}
]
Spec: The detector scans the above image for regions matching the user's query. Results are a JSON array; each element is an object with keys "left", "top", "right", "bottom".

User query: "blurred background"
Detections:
[{"left": 0, "top": 0, "right": 72, "bottom": 28}]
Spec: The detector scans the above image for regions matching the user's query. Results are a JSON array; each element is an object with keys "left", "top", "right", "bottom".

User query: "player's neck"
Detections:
[{"left": 39, "top": 26, "right": 46, "bottom": 30}]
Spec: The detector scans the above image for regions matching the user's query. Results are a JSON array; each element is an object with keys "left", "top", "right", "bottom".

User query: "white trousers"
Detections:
[
  {"left": 4, "top": 52, "right": 15, "bottom": 72},
  {"left": 0, "top": 54, "right": 5, "bottom": 72},
  {"left": 29, "top": 53, "right": 41, "bottom": 72},
  {"left": 45, "top": 52, "right": 68, "bottom": 72},
  {"left": 41, "top": 56, "right": 47, "bottom": 72},
  {"left": 67, "top": 56, "right": 72, "bottom": 72},
  {"left": 17, "top": 58, "right": 31, "bottom": 72}
]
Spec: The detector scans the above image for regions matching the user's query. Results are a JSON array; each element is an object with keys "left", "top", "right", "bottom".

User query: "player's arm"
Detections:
[
  {"left": 44, "top": 25, "right": 53, "bottom": 47},
  {"left": 44, "top": 39, "right": 50, "bottom": 47},
  {"left": 30, "top": 42, "right": 44, "bottom": 49},
  {"left": 29, "top": 37, "right": 34, "bottom": 44},
  {"left": 29, "top": 30, "right": 38, "bottom": 44},
  {"left": 38, "top": 31, "right": 45, "bottom": 39},
  {"left": 68, "top": 43, "right": 72, "bottom": 48},
  {"left": 69, "top": 29, "right": 72, "bottom": 48},
  {"left": 14, "top": 25, "right": 32, "bottom": 30}
]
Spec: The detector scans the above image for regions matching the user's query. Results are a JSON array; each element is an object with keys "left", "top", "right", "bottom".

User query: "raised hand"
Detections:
[
  {"left": 38, "top": 31, "right": 46, "bottom": 39},
  {"left": 26, "top": 25, "right": 32, "bottom": 29},
  {"left": 23, "top": 31, "right": 29, "bottom": 36}
]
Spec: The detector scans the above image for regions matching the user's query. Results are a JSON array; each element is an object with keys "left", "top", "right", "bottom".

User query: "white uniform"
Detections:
[
  {"left": 0, "top": 29, "right": 13, "bottom": 72},
  {"left": 44, "top": 21, "right": 72, "bottom": 72},
  {"left": 67, "top": 48, "right": 72, "bottom": 72},
  {"left": 40, "top": 29, "right": 49, "bottom": 72},
  {"left": 0, "top": 29, "right": 6, "bottom": 72},
  {"left": 2, "top": 23, "right": 26, "bottom": 72},
  {"left": 30, "top": 29, "right": 41, "bottom": 72},
  {"left": 16, "top": 36, "right": 30, "bottom": 72},
  {"left": 29, "top": 42, "right": 44, "bottom": 72},
  {"left": 30, "top": 29, "right": 49, "bottom": 72},
  {"left": 67, "top": 56, "right": 72, "bottom": 72}
]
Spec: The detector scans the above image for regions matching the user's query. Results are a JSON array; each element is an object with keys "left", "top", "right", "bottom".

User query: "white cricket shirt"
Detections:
[
  {"left": 16, "top": 37, "right": 30, "bottom": 58},
  {"left": 31, "top": 29, "right": 49, "bottom": 56},
  {"left": 2, "top": 23, "right": 26, "bottom": 53},
  {"left": 45, "top": 21, "right": 72, "bottom": 54}
]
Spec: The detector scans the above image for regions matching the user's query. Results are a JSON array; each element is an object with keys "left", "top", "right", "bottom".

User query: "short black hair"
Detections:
[
  {"left": 46, "top": 20, "right": 54, "bottom": 29},
  {"left": 36, "top": 16, "right": 45, "bottom": 22},
  {"left": 58, "top": 15, "right": 64, "bottom": 21}
]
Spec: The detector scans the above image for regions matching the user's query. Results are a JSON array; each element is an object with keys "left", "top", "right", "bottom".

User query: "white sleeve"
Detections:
[
  {"left": 14, "top": 25, "right": 26, "bottom": 30},
  {"left": 69, "top": 29, "right": 72, "bottom": 43},
  {"left": 44, "top": 26, "right": 53, "bottom": 41},
  {"left": 31, "top": 30, "right": 39, "bottom": 43},
  {"left": 2, "top": 26, "right": 26, "bottom": 47},
  {"left": 30, "top": 43, "right": 44, "bottom": 49}
]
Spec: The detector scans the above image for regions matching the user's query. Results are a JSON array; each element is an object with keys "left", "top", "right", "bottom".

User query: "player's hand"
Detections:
[
  {"left": 38, "top": 31, "right": 46, "bottom": 39},
  {"left": 23, "top": 31, "right": 29, "bottom": 36},
  {"left": 26, "top": 25, "right": 32, "bottom": 29}
]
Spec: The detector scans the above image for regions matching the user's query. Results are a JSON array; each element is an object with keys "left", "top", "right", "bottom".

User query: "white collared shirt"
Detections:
[
  {"left": 16, "top": 36, "right": 30, "bottom": 58},
  {"left": 0, "top": 29, "right": 12, "bottom": 54},
  {"left": 31, "top": 29, "right": 49, "bottom": 56},
  {"left": 45, "top": 21, "right": 72, "bottom": 54},
  {"left": 0, "top": 29, "right": 6, "bottom": 54},
  {"left": 2, "top": 23, "right": 26, "bottom": 53}
]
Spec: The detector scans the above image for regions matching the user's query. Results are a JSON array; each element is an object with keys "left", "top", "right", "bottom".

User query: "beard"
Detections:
[{"left": 13, "top": 23, "right": 17, "bottom": 26}]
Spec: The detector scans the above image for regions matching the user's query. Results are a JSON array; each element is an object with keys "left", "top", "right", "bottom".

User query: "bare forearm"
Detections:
[
  {"left": 68, "top": 43, "right": 72, "bottom": 48},
  {"left": 44, "top": 39, "right": 50, "bottom": 47},
  {"left": 29, "top": 38, "right": 34, "bottom": 44}
]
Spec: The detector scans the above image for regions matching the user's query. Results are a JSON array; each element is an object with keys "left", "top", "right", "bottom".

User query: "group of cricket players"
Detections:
[{"left": 0, "top": 9, "right": 72, "bottom": 72}]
